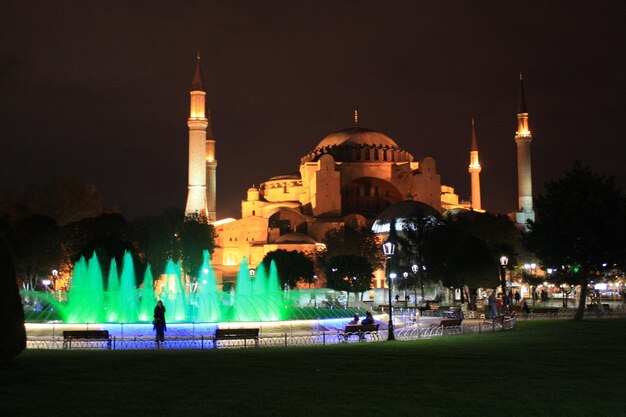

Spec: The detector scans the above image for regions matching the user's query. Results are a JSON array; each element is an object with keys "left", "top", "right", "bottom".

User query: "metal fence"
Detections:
[
  {"left": 28, "top": 309, "right": 626, "bottom": 351},
  {"left": 26, "top": 316, "right": 518, "bottom": 350}
]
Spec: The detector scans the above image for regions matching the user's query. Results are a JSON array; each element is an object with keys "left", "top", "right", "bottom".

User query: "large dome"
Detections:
[
  {"left": 315, "top": 127, "right": 399, "bottom": 149},
  {"left": 301, "top": 127, "right": 413, "bottom": 164}
]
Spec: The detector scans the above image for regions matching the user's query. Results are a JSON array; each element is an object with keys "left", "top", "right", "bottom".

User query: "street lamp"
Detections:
[
  {"left": 500, "top": 256, "right": 509, "bottom": 310},
  {"left": 382, "top": 237, "right": 396, "bottom": 341},
  {"left": 402, "top": 271, "right": 409, "bottom": 307},
  {"left": 411, "top": 264, "right": 419, "bottom": 307},
  {"left": 312, "top": 275, "right": 318, "bottom": 308},
  {"left": 249, "top": 268, "right": 256, "bottom": 294},
  {"left": 51, "top": 269, "right": 59, "bottom": 298}
]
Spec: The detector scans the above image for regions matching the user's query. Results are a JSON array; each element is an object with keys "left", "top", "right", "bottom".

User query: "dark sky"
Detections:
[{"left": 2, "top": 1, "right": 624, "bottom": 220}]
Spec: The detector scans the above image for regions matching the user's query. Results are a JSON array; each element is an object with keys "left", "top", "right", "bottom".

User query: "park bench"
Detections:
[
  {"left": 62, "top": 330, "right": 111, "bottom": 349},
  {"left": 337, "top": 324, "right": 380, "bottom": 342},
  {"left": 529, "top": 308, "right": 559, "bottom": 317},
  {"left": 484, "top": 314, "right": 519, "bottom": 330},
  {"left": 587, "top": 303, "right": 611, "bottom": 312},
  {"left": 431, "top": 318, "right": 463, "bottom": 335},
  {"left": 213, "top": 328, "right": 259, "bottom": 348}
]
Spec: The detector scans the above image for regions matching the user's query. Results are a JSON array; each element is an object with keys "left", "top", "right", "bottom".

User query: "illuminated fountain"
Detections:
[
  {"left": 24, "top": 251, "right": 362, "bottom": 325},
  {"left": 50, "top": 251, "right": 288, "bottom": 324},
  {"left": 231, "top": 258, "right": 283, "bottom": 322}
]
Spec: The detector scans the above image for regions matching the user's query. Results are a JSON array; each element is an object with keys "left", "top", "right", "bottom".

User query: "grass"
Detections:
[{"left": 2, "top": 319, "right": 626, "bottom": 417}]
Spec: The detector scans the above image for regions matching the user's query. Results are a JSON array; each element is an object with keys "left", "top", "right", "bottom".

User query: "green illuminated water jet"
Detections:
[{"left": 56, "top": 252, "right": 302, "bottom": 324}]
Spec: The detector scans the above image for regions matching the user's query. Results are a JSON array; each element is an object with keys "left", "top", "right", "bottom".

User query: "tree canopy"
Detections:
[
  {"left": 21, "top": 176, "right": 103, "bottom": 226},
  {"left": 176, "top": 218, "right": 218, "bottom": 279},
  {"left": 317, "top": 224, "right": 384, "bottom": 274},
  {"left": 527, "top": 162, "right": 626, "bottom": 320},
  {"left": 324, "top": 254, "right": 374, "bottom": 305},
  {"left": 261, "top": 249, "right": 314, "bottom": 289}
]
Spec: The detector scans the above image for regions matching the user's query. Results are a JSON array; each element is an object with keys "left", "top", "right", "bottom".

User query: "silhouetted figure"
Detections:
[
  {"left": 153, "top": 300, "right": 167, "bottom": 345},
  {"left": 361, "top": 311, "right": 374, "bottom": 325}
]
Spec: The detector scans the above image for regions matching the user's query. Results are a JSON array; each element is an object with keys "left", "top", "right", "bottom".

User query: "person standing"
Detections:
[
  {"left": 488, "top": 290, "right": 497, "bottom": 319},
  {"left": 495, "top": 294, "right": 503, "bottom": 316},
  {"left": 153, "top": 300, "right": 167, "bottom": 346}
]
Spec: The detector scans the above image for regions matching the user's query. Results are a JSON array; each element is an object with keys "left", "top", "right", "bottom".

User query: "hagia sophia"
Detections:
[{"left": 183, "top": 54, "right": 535, "bottom": 288}]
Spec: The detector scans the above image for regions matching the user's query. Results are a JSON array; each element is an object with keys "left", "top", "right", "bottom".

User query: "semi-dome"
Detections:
[
  {"left": 372, "top": 200, "right": 441, "bottom": 233},
  {"left": 301, "top": 127, "right": 413, "bottom": 164},
  {"left": 274, "top": 232, "right": 317, "bottom": 244}
]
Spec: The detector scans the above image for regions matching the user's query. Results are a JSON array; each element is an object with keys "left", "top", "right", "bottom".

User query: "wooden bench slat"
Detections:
[
  {"left": 213, "top": 328, "right": 259, "bottom": 348},
  {"left": 62, "top": 330, "right": 111, "bottom": 350},
  {"left": 63, "top": 330, "right": 110, "bottom": 339}
]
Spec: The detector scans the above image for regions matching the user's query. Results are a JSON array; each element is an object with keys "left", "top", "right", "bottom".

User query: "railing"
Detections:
[
  {"left": 26, "top": 316, "right": 518, "bottom": 350},
  {"left": 28, "top": 307, "right": 626, "bottom": 351}
]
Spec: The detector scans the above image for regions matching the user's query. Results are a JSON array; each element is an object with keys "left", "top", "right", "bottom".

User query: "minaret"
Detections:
[
  {"left": 514, "top": 73, "right": 535, "bottom": 227},
  {"left": 205, "top": 105, "right": 217, "bottom": 223},
  {"left": 185, "top": 53, "right": 209, "bottom": 221},
  {"left": 468, "top": 118, "right": 482, "bottom": 210}
]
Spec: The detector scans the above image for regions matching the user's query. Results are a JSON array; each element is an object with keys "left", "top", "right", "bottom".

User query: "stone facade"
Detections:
[{"left": 211, "top": 125, "right": 470, "bottom": 285}]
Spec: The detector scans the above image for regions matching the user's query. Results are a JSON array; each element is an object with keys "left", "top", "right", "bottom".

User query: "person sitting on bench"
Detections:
[
  {"left": 348, "top": 313, "right": 360, "bottom": 325},
  {"left": 361, "top": 311, "right": 374, "bottom": 325}
]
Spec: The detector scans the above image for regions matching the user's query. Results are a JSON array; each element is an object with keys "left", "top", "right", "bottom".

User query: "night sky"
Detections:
[{"left": 2, "top": 1, "right": 624, "bottom": 220}]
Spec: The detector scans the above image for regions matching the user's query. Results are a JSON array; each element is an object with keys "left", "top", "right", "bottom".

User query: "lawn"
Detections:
[{"left": 2, "top": 319, "right": 626, "bottom": 417}]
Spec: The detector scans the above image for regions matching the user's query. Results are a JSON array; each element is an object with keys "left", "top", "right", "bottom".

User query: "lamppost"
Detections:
[
  {"left": 382, "top": 237, "right": 396, "bottom": 341},
  {"left": 403, "top": 271, "right": 409, "bottom": 307},
  {"left": 525, "top": 262, "right": 538, "bottom": 305},
  {"left": 312, "top": 275, "right": 318, "bottom": 307},
  {"left": 411, "top": 264, "right": 419, "bottom": 307},
  {"left": 51, "top": 269, "right": 58, "bottom": 299},
  {"left": 500, "top": 256, "right": 509, "bottom": 310},
  {"left": 249, "top": 268, "right": 255, "bottom": 295}
]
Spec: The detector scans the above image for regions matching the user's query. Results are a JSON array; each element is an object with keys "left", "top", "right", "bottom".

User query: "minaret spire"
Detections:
[
  {"left": 185, "top": 54, "right": 211, "bottom": 222},
  {"left": 518, "top": 72, "right": 527, "bottom": 114},
  {"left": 514, "top": 72, "right": 535, "bottom": 228},
  {"left": 468, "top": 117, "right": 482, "bottom": 210},
  {"left": 191, "top": 52, "right": 205, "bottom": 92},
  {"left": 470, "top": 117, "right": 478, "bottom": 152},
  {"left": 353, "top": 110, "right": 359, "bottom": 127}
]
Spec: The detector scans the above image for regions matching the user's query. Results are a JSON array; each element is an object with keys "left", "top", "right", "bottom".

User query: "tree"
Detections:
[
  {"left": 391, "top": 211, "right": 443, "bottom": 301},
  {"left": 448, "top": 211, "right": 524, "bottom": 265},
  {"left": 324, "top": 254, "right": 373, "bottom": 307},
  {"left": 130, "top": 209, "right": 217, "bottom": 279},
  {"left": 130, "top": 208, "right": 182, "bottom": 275},
  {"left": 0, "top": 232, "right": 26, "bottom": 360},
  {"left": 62, "top": 213, "right": 136, "bottom": 278},
  {"left": 8, "top": 214, "right": 62, "bottom": 292},
  {"left": 431, "top": 227, "right": 500, "bottom": 307},
  {"left": 261, "top": 249, "right": 314, "bottom": 289},
  {"left": 426, "top": 211, "right": 520, "bottom": 309},
  {"left": 526, "top": 162, "right": 626, "bottom": 320},
  {"left": 22, "top": 176, "right": 103, "bottom": 226},
  {"left": 176, "top": 218, "right": 217, "bottom": 279},
  {"left": 317, "top": 225, "right": 384, "bottom": 274}
]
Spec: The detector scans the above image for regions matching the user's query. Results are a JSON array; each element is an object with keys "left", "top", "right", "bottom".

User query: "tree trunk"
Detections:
[
  {"left": 468, "top": 288, "right": 478, "bottom": 311},
  {"left": 574, "top": 276, "right": 588, "bottom": 321},
  {"left": 0, "top": 234, "right": 27, "bottom": 360}
]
